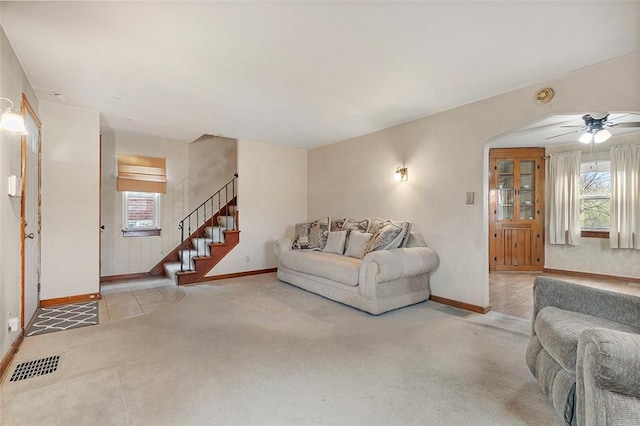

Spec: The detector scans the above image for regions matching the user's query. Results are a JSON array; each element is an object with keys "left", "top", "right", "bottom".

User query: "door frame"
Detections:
[{"left": 20, "top": 94, "right": 42, "bottom": 328}]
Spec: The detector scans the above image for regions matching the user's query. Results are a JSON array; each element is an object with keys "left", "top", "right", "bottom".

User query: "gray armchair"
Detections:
[{"left": 526, "top": 277, "right": 640, "bottom": 426}]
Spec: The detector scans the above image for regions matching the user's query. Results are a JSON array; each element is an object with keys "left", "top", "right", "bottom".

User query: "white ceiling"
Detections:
[{"left": 1, "top": 1, "right": 639, "bottom": 148}]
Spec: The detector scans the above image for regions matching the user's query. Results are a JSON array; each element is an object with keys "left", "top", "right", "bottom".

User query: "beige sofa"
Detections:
[{"left": 274, "top": 232, "right": 438, "bottom": 315}]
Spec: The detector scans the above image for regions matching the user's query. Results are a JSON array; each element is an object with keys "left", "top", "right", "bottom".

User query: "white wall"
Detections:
[
  {"left": 209, "top": 139, "right": 307, "bottom": 275},
  {"left": 545, "top": 134, "right": 640, "bottom": 278},
  {"left": 100, "top": 133, "right": 237, "bottom": 276},
  {"left": 308, "top": 53, "right": 640, "bottom": 309},
  {"left": 40, "top": 102, "right": 100, "bottom": 300},
  {"left": 0, "top": 25, "right": 39, "bottom": 363}
]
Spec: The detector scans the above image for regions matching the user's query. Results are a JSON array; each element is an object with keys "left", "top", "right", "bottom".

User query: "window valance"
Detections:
[{"left": 117, "top": 154, "right": 167, "bottom": 193}]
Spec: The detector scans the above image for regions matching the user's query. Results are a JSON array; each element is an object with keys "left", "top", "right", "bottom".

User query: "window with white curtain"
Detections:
[
  {"left": 610, "top": 145, "right": 640, "bottom": 249},
  {"left": 580, "top": 161, "right": 611, "bottom": 230},
  {"left": 548, "top": 151, "right": 582, "bottom": 245}
]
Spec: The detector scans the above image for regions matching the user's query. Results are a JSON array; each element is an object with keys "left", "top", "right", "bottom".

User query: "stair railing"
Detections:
[{"left": 178, "top": 172, "right": 238, "bottom": 272}]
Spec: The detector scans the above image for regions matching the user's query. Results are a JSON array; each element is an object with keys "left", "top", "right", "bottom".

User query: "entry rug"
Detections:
[{"left": 26, "top": 301, "right": 98, "bottom": 337}]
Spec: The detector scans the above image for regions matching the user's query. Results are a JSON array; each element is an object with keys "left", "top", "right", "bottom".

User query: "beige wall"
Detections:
[
  {"left": 40, "top": 102, "right": 101, "bottom": 300},
  {"left": 100, "top": 133, "right": 237, "bottom": 276},
  {"left": 0, "top": 26, "right": 39, "bottom": 364},
  {"left": 545, "top": 133, "right": 640, "bottom": 278},
  {"left": 309, "top": 53, "right": 640, "bottom": 309},
  {"left": 209, "top": 139, "right": 307, "bottom": 275}
]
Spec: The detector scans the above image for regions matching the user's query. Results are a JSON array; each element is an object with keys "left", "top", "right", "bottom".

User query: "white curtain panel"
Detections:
[
  {"left": 548, "top": 151, "right": 581, "bottom": 245},
  {"left": 610, "top": 145, "right": 640, "bottom": 249}
]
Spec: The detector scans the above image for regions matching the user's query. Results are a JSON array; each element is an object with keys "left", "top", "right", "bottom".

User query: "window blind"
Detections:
[{"left": 117, "top": 154, "right": 167, "bottom": 193}]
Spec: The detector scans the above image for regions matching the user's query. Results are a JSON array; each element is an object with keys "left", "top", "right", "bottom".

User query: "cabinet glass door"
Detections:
[
  {"left": 519, "top": 160, "right": 535, "bottom": 220},
  {"left": 497, "top": 160, "right": 514, "bottom": 220}
]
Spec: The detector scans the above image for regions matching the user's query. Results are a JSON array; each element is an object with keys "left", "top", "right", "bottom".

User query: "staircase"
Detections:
[{"left": 150, "top": 174, "right": 240, "bottom": 285}]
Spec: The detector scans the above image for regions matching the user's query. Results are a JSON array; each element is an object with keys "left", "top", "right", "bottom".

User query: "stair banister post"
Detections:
[{"left": 179, "top": 220, "right": 184, "bottom": 272}]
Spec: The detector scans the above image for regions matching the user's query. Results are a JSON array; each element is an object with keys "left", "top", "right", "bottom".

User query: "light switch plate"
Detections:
[
  {"left": 8, "top": 175, "right": 21, "bottom": 197},
  {"left": 466, "top": 192, "right": 475, "bottom": 204}
]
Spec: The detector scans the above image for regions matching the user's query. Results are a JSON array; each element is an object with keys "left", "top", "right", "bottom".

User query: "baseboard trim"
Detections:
[
  {"left": 40, "top": 293, "right": 101, "bottom": 307},
  {"left": 101, "top": 272, "right": 151, "bottom": 283},
  {"left": 192, "top": 268, "right": 278, "bottom": 284},
  {"left": 543, "top": 268, "right": 640, "bottom": 284},
  {"left": 0, "top": 332, "right": 24, "bottom": 382},
  {"left": 429, "top": 295, "right": 491, "bottom": 314}
]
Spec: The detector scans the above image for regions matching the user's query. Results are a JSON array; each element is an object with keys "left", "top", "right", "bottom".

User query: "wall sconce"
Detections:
[
  {"left": 0, "top": 97, "right": 27, "bottom": 135},
  {"left": 394, "top": 167, "right": 408, "bottom": 182}
]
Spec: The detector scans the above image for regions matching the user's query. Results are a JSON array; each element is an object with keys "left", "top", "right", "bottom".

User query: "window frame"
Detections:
[
  {"left": 122, "top": 191, "right": 161, "bottom": 237},
  {"left": 579, "top": 161, "right": 610, "bottom": 239}
]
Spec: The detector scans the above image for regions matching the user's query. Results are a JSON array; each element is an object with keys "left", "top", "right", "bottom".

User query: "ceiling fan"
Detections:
[{"left": 546, "top": 113, "right": 640, "bottom": 144}]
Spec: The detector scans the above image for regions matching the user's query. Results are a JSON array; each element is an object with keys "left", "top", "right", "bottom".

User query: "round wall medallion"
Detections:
[{"left": 535, "top": 87, "right": 555, "bottom": 104}]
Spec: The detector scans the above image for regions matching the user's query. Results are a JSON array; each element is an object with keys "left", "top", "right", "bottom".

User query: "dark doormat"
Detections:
[{"left": 26, "top": 301, "right": 99, "bottom": 337}]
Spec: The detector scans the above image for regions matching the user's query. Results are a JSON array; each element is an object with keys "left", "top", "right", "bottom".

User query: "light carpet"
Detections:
[{"left": 1, "top": 273, "right": 561, "bottom": 425}]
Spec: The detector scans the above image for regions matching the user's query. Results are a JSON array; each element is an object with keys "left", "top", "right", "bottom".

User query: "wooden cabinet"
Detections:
[{"left": 489, "top": 148, "right": 545, "bottom": 271}]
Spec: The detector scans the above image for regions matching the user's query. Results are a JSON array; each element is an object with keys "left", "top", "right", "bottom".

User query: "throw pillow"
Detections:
[
  {"left": 368, "top": 217, "right": 389, "bottom": 235},
  {"left": 322, "top": 230, "right": 347, "bottom": 255},
  {"left": 390, "top": 219, "right": 412, "bottom": 247},
  {"left": 365, "top": 223, "right": 406, "bottom": 254},
  {"left": 331, "top": 218, "right": 347, "bottom": 232},
  {"left": 342, "top": 218, "right": 370, "bottom": 233},
  {"left": 342, "top": 218, "right": 371, "bottom": 247},
  {"left": 291, "top": 217, "right": 330, "bottom": 250},
  {"left": 344, "top": 232, "right": 373, "bottom": 259},
  {"left": 368, "top": 218, "right": 412, "bottom": 247}
]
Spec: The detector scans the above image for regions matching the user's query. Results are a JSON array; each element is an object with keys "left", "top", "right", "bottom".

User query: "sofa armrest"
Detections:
[
  {"left": 577, "top": 328, "right": 640, "bottom": 425},
  {"left": 579, "top": 329, "right": 640, "bottom": 398},
  {"left": 532, "top": 277, "right": 640, "bottom": 334},
  {"left": 274, "top": 238, "right": 292, "bottom": 259},
  {"left": 359, "top": 247, "right": 438, "bottom": 298}
]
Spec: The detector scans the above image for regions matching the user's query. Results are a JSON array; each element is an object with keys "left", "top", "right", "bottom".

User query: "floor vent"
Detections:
[{"left": 10, "top": 355, "right": 60, "bottom": 382}]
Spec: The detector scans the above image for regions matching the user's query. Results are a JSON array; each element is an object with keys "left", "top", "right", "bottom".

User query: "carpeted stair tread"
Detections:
[
  {"left": 205, "top": 226, "right": 226, "bottom": 243},
  {"left": 163, "top": 262, "right": 190, "bottom": 281},
  {"left": 191, "top": 238, "right": 213, "bottom": 256}
]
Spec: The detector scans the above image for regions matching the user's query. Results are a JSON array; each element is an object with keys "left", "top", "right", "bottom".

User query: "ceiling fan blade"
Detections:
[
  {"left": 546, "top": 129, "right": 579, "bottom": 140},
  {"left": 559, "top": 125, "right": 585, "bottom": 128},
  {"left": 610, "top": 122, "right": 640, "bottom": 128}
]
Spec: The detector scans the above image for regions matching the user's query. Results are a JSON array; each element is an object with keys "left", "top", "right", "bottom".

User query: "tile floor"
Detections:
[
  {"left": 98, "top": 277, "right": 185, "bottom": 324},
  {"left": 490, "top": 271, "right": 640, "bottom": 319}
]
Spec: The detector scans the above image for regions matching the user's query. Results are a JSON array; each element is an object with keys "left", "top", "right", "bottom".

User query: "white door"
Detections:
[{"left": 23, "top": 105, "right": 41, "bottom": 327}]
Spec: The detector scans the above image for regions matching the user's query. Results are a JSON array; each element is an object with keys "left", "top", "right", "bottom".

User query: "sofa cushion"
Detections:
[
  {"left": 535, "top": 306, "right": 640, "bottom": 372},
  {"left": 291, "top": 217, "right": 330, "bottom": 250},
  {"left": 279, "top": 250, "right": 361, "bottom": 287},
  {"left": 323, "top": 231, "right": 347, "bottom": 255},
  {"left": 344, "top": 232, "right": 372, "bottom": 259}
]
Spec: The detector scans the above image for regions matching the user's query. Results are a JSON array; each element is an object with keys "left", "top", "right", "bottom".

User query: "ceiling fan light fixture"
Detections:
[
  {"left": 579, "top": 131, "right": 593, "bottom": 144},
  {"left": 593, "top": 129, "right": 612, "bottom": 143}
]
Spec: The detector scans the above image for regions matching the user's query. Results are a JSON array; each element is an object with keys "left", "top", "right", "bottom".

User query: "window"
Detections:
[
  {"left": 580, "top": 161, "right": 610, "bottom": 230},
  {"left": 123, "top": 192, "right": 161, "bottom": 236}
]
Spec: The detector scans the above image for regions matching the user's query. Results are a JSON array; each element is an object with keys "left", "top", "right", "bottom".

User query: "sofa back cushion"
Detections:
[{"left": 292, "top": 217, "right": 330, "bottom": 250}]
